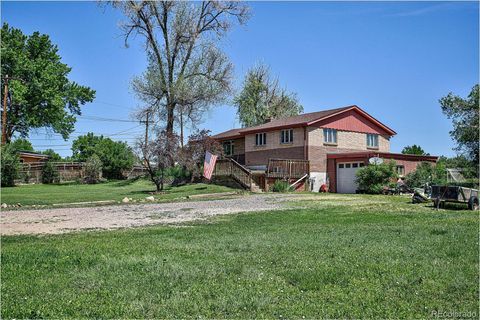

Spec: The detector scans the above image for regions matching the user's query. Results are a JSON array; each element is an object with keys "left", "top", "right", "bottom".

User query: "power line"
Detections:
[
  {"left": 78, "top": 115, "right": 139, "bottom": 123},
  {"left": 93, "top": 100, "right": 136, "bottom": 111}
]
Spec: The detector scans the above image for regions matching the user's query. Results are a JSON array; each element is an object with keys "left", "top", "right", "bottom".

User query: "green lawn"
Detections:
[
  {"left": 0, "top": 179, "right": 236, "bottom": 206},
  {"left": 1, "top": 194, "right": 478, "bottom": 318}
]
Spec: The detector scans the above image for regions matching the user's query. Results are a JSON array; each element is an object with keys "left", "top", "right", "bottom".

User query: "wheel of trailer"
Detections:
[{"left": 468, "top": 196, "right": 479, "bottom": 211}]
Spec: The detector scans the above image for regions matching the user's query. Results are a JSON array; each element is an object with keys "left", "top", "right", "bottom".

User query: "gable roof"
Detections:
[
  {"left": 239, "top": 106, "right": 354, "bottom": 134},
  {"left": 212, "top": 105, "right": 396, "bottom": 140},
  {"left": 211, "top": 128, "right": 244, "bottom": 140}
]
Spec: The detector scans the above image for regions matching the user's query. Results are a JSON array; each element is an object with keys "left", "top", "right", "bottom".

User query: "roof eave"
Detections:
[{"left": 238, "top": 122, "right": 307, "bottom": 135}]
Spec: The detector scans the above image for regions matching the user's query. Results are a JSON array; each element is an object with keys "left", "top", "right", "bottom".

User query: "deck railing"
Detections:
[
  {"left": 214, "top": 158, "right": 252, "bottom": 190},
  {"left": 266, "top": 158, "right": 310, "bottom": 179}
]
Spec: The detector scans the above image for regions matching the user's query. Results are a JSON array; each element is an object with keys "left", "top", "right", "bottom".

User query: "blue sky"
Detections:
[{"left": 2, "top": 1, "right": 478, "bottom": 157}]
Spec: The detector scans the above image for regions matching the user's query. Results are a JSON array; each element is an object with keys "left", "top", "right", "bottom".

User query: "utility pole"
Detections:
[
  {"left": 144, "top": 111, "right": 149, "bottom": 146},
  {"left": 1, "top": 74, "right": 9, "bottom": 145},
  {"left": 179, "top": 110, "right": 184, "bottom": 148}
]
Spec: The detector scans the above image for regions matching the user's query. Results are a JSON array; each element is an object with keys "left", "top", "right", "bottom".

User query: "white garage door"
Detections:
[{"left": 337, "top": 162, "right": 364, "bottom": 194}]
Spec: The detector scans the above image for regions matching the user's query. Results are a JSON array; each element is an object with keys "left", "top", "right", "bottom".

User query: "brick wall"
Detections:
[
  {"left": 244, "top": 127, "right": 305, "bottom": 153},
  {"left": 307, "top": 126, "right": 390, "bottom": 172},
  {"left": 308, "top": 126, "right": 390, "bottom": 152},
  {"left": 245, "top": 146, "right": 305, "bottom": 167}
]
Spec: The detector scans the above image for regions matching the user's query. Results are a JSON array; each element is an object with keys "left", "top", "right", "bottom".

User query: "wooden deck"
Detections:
[{"left": 266, "top": 158, "right": 310, "bottom": 179}]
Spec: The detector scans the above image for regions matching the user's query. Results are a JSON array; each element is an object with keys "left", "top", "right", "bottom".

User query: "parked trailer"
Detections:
[{"left": 431, "top": 185, "right": 479, "bottom": 210}]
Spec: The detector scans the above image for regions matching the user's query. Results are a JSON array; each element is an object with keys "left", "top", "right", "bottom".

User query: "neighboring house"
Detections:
[
  {"left": 17, "top": 150, "right": 49, "bottom": 163},
  {"left": 212, "top": 105, "right": 438, "bottom": 193}
]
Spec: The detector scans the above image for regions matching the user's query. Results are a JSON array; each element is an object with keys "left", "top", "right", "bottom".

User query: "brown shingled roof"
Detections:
[
  {"left": 239, "top": 105, "right": 353, "bottom": 134},
  {"left": 211, "top": 104, "right": 396, "bottom": 140},
  {"left": 211, "top": 128, "right": 244, "bottom": 140}
]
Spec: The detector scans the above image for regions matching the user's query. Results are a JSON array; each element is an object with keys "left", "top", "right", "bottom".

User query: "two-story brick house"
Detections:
[{"left": 212, "top": 105, "right": 437, "bottom": 193}]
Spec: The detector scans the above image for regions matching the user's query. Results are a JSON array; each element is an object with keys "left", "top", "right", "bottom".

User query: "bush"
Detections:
[
  {"left": 165, "top": 165, "right": 189, "bottom": 186},
  {"left": 41, "top": 160, "right": 59, "bottom": 184},
  {"left": 272, "top": 180, "right": 292, "bottom": 192},
  {"left": 355, "top": 160, "right": 398, "bottom": 194},
  {"left": 405, "top": 162, "right": 439, "bottom": 188},
  {"left": 84, "top": 154, "right": 103, "bottom": 184},
  {"left": 22, "top": 171, "right": 31, "bottom": 184},
  {"left": 1, "top": 144, "right": 21, "bottom": 187}
]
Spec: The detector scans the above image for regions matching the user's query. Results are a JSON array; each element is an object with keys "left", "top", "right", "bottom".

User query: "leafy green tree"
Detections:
[
  {"left": 10, "top": 138, "right": 34, "bottom": 152},
  {"left": 71, "top": 133, "right": 103, "bottom": 161},
  {"left": 72, "top": 133, "right": 135, "bottom": 179},
  {"left": 41, "top": 149, "right": 62, "bottom": 161},
  {"left": 234, "top": 64, "right": 303, "bottom": 127},
  {"left": 1, "top": 23, "right": 95, "bottom": 142},
  {"left": 401, "top": 145, "right": 429, "bottom": 155},
  {"left": 439, "top": 84, "right": 479, "bottom": 167},
  {"left": 41, "top": 160, "right": 59, "bottom": 184},
  {"left": 355, "top": 161, "right": 398, "bottom": 194},
  {"left": 1, "top": 144, "right": 20, "bottom": 187}
]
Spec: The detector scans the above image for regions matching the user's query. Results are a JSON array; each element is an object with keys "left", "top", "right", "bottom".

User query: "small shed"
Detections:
[{"left": 17, "top": 151, "right": 49, "bottom": 163}]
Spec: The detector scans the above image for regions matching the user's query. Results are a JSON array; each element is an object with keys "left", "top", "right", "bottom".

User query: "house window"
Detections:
[
  {"left": 255, "top": 133, "right": 267, "bottom": 146},
  {"left": 367, "top": 134, "right": 379, "bottom": 148},
  {"left": 323, "top": 128, "right": 337, "bottom": 144},
  {"left": 223, "top": 141, "right": 234, "bottom": 156},
  {"left": 397, "top": 165, "right": 405, "bottom": 176},
  {"left": 280, "top": 129, "right": 293, "bottom": 144}
]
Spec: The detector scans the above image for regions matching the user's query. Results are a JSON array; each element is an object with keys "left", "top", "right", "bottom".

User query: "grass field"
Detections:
[
  {"left": 0, "top": 179, "right": 236, "bottom": 206},
  {"left": 1, "top": 194, "right": 478, "bottom": 318}
]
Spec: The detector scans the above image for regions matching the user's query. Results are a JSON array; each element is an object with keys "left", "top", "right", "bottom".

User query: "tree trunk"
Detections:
[
  {"left": 160, "top": 169, "right": 164, "bottom": 191},
  {"left": 166, "top": 103, "right": 175, "bottom": 135}
]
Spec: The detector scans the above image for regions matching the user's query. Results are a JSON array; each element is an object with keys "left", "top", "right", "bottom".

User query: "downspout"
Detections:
[{"left": 304, "top": 126, "right": 308, "bottom": 161}]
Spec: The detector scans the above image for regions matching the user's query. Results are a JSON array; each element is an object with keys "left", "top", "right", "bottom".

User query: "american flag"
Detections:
[{"left": 203, "top": 151, "right": 218, "bottom": 180}]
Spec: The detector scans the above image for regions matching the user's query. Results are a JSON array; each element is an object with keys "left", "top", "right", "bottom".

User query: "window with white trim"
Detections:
[
  {"left": 280, "top": 129, "right": 293, "bottom": 144},
  {"left": 255, "top": 133, "right": 267, "bottom": 146},
  {"left": 323, "top": 128, "right": 337, "bottom": 144},
  {"left": 397, "top": 165, "right": 405, "bottom": 176},
  {"left": 367, "top": 133, "right": 379, "bottom": 148}
]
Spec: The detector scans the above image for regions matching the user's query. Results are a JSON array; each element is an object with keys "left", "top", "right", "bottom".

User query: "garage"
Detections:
[{"left": 336, "top": 162, "right": 364, "bottom": 193}]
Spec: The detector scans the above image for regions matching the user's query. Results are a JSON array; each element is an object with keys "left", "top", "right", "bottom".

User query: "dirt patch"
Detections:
[{"left": 1, "top": 194, "right": 305, "bottom": 235}]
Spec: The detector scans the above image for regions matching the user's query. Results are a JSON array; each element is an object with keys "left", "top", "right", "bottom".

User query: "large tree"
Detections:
[
  {"left": 234, "top": 63, "right": 303, "bottom": 127},
  {"left": 439, "top": 84, "right": 479, "bottom": 165},
  {"left": 112, "top": 1, "right": 249, "bottom": 140},
  {"left": 0, "top": 23, "right": 95, "bottom": 143}
]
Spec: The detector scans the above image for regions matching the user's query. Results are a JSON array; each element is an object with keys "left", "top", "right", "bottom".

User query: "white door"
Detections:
[{"left": 337, "top": 162, "right": 363, "bottom": 194}]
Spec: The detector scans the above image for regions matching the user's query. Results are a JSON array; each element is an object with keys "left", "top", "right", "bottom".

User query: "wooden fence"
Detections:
[{"left": 16, "top": 162, "right": 148, "bottom": 183}]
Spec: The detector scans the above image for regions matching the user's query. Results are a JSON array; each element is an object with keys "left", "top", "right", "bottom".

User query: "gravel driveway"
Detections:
[{"left": 1, "top": 194, "right": 301, "bottom": 235}]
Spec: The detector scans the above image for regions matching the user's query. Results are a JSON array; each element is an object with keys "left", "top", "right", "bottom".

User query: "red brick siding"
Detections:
[{"left": 326, "top": 155, "right": 437, "bottom": 193}]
